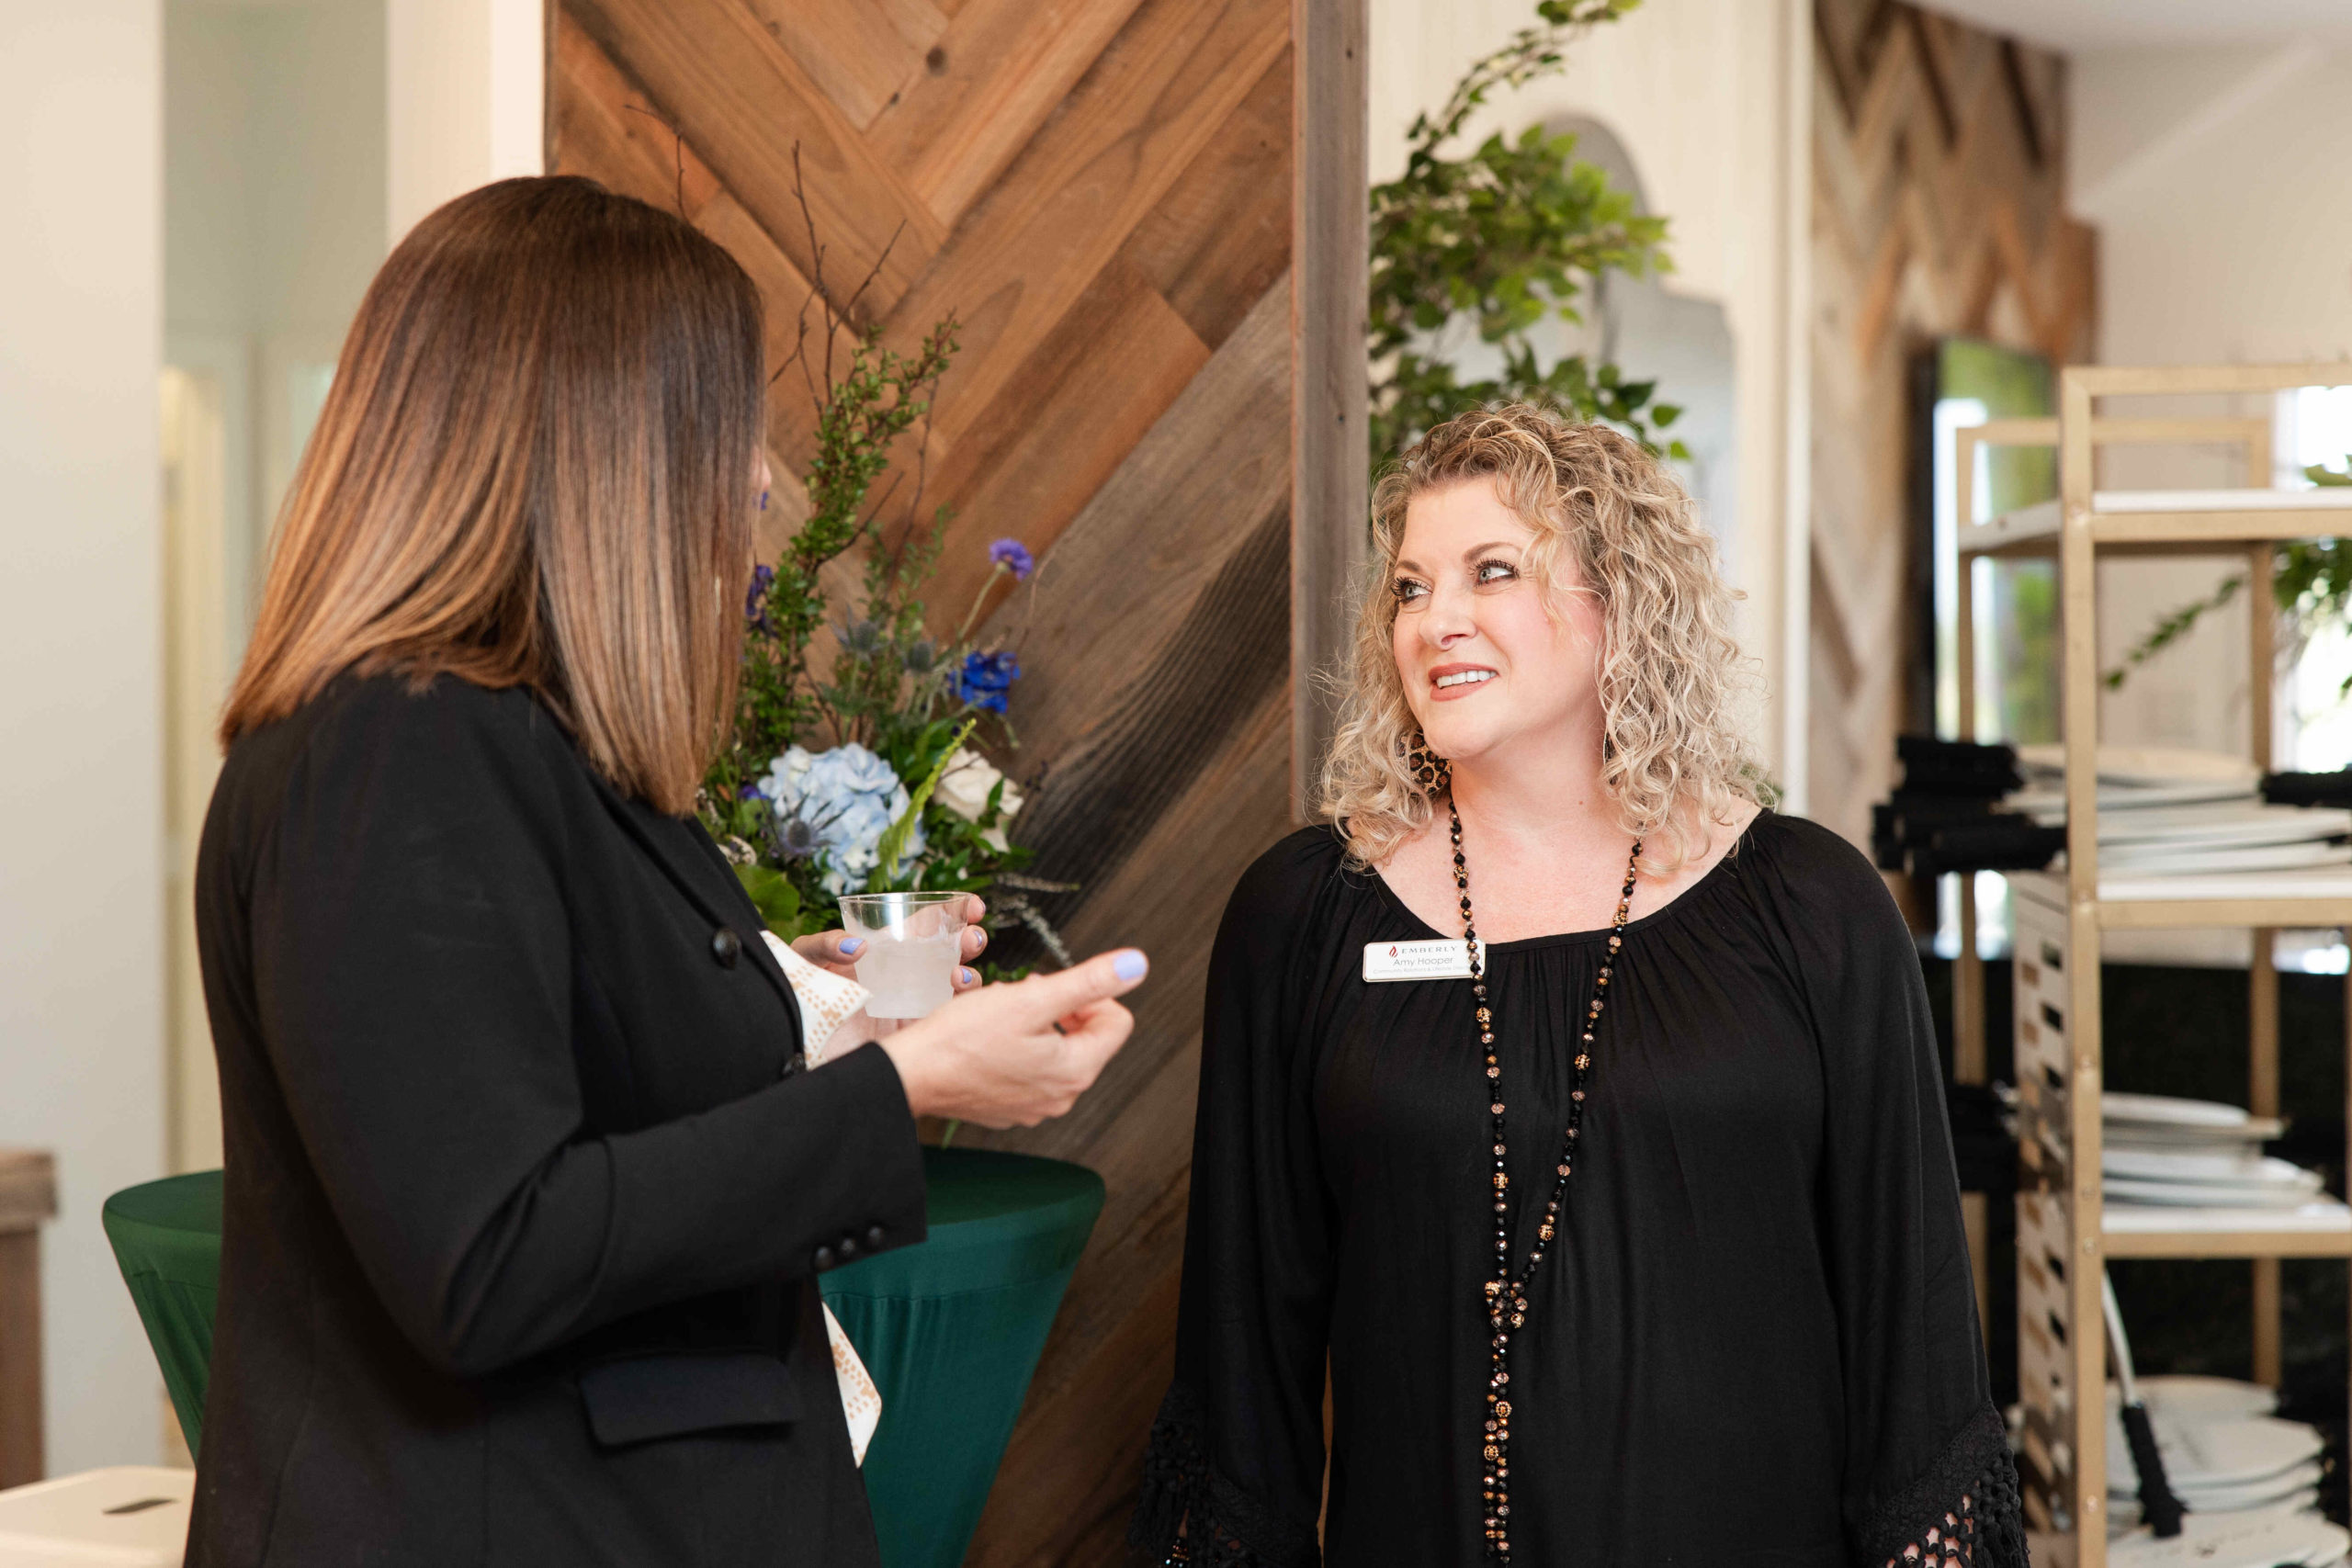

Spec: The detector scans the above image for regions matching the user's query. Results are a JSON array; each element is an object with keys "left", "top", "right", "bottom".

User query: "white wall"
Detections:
[
  {"left": 164, "top": 0, "right": 390, "bottom": 1178},
  {"left": 0, "top": 0, "right": 169, "bottom": 1473},
  {"left": 2066, "top": 43, "right": 2352, "bottom": 760},
  {"left": 1368, "top": 0, "right": 1808, "bottom": 793},
  {"left": 2078, "top": 43, "right": 2352, "bottom": 369},
  {"left": 387, "top": 0, "right": 544, "bottom": 243}
]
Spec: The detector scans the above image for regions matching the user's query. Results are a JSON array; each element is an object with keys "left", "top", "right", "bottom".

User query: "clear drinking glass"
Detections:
[{"left": 838, "top": 892, "right": 967, "bottom": 1020}]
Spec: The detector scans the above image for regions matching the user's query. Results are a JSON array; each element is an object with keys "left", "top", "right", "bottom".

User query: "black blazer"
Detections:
[{"left": 187, "top": 674, "right": 927, "bottom": 1567}]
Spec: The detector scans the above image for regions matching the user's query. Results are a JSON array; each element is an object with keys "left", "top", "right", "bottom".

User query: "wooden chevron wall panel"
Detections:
[
  {"left": 1809, "top": 0, "right": 2095, "bottom": 852},
  {"left": 550, "top": 3, "right": 1313, "bottom": 1562}
]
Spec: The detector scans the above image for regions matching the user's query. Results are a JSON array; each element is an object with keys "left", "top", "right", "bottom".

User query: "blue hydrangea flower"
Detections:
[
  {"left": 988, "top": 538, "right": 1035, "bottom": 581},
  {"left": 953, "top": 649, "right": 1021, "bottom": 714},
  {"left": 758, "top": 743, "right": 924, "bottom": 894}
]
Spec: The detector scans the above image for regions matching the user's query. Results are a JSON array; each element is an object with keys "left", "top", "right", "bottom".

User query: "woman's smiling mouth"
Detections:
[{"left": 1430, "top": 664, "right": 1497, "bottom": 699}]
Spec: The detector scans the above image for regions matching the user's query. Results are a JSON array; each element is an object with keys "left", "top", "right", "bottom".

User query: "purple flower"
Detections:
[
  {"left": 745, "top": 563, "right": 775, "bottom": 633},
  {"left": 988, "top": 538, "right": 1035, "bottom": 581},
  {"left": 953, "top": 648, "right": 1022, "bottom": 714}
]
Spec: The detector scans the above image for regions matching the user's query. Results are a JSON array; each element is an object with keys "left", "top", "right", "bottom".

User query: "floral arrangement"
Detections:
[
  {"left": 707, "top": 525, "right": 1054, "bottom": 945},
  {"left": 698, "top": 161, "right": 1068, "bottom": 960}
]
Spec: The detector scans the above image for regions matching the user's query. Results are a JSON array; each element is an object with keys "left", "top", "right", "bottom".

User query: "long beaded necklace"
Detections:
[{"left": 1451, "top": 798, "right": 1641, "bottom": 1565}]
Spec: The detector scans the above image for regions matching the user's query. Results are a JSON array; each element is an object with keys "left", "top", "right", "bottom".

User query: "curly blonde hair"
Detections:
[{"left": 1317, "top": 404, "right": 1759, "bottom": 873}]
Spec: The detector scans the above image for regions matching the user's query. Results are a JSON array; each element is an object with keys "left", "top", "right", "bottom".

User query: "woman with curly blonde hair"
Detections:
[{"left": 1132, "top": 405, "right": 2021, "bottom": 1568}]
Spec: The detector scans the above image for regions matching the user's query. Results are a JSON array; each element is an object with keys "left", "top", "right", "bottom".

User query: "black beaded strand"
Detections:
[{"left": 1453, "top": 799, "right": 1640, "bottom": 1566}]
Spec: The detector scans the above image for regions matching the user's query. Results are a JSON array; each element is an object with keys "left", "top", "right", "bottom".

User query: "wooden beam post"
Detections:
[
  {"left": 2246, "top": 406, "right": 2278, "bottom": 1386},
  {"left": 2059, "top": 367, "right": 2109, "bottom": 1565},
  {"left": 2250, "top": 535, "right": 2280, "bottom": 1386},
  {"left": 0, "top": 1148, "right": 57, "bottom": 1488},
  {"left": 1291, "top": 0, "right": 1369, "bottom": 821},
  {"left": 1952, "top": 425, "right": 1992, "bottom": 1349}
]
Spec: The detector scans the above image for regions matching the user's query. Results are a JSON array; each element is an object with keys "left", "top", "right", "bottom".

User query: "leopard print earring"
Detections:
[{"left": 1405, "top": 731, "right": 1452, "bottom": 795}]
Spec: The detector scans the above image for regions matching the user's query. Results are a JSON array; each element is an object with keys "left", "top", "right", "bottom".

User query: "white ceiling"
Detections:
[{"left": 1926, "top": 0, "right": 2352, "bottom": 51}]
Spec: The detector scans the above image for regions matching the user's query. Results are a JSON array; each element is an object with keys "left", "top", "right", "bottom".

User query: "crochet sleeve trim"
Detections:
[
  {"left": 1127, "top": 1384, "right": 1320, "bottom": 1568},
  {"left": 1863, "top": 1403, "right": 2030, "bottom": 1568}
]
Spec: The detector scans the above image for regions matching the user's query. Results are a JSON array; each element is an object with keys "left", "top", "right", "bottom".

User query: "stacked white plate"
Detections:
[
  {"left": 2103, "top": 1378, "right": 2341, "bottom": 1562},
  {"left": 2098, "top": 1094, "right": 2351, "bottom": 1236},
  {"left": 2009, "top": 745, "right": 2352, "bottom": 878},
  {"left": 2105, "top": 1093, "right": 2314, "bottom": 1208}
]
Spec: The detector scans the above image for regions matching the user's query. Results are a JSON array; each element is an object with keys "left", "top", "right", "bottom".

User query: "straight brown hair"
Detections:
[{"left": 220, "top": 175, "right": 765, "bottom": 814}]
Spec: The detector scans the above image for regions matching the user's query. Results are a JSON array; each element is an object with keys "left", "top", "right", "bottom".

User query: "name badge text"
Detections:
[{"left": 1363, "top": 937, "right": 1489, "bottom": 983}]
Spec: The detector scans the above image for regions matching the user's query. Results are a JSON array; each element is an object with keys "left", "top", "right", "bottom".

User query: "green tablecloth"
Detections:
[
  {"left": 823, "top": 1147, "right": 1104, "bottom": 1568},
  {"left": 102, "top": 1147, "right": 1102, "bottom": 1568},
  {"left": 100, "top": 1168, "right": 222, "bottom": 1458}
]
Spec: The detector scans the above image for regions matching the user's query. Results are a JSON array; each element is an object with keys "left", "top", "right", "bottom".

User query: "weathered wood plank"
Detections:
[
  {"left": 937, "top": 285, "right": 1296, "bottom": 1557},
  {"left": 971, "top": 278, "right": 1291, "bottom": 759},
  {"left": 877, "top": 0, "right": 1288, "bottom": 446},
  {"left": 1292, "top": 0, "right": 1369, "bottom": 818},
  {"left": 864, "top": 0, "right": 1147, "bottom": 230},
  {"left": 550, "top": 10, "right": 725, "bottom": 220},
  {"left": 1119, "top": 50, "right": 1292, "bottom": 351},
  {"left": 738, "top": 0, "right": 944, "bottom": 131},
  {"left": 567, "top": 0, "right": 944, "bottom": 317},
  {"left": 1007, "top": 496, "right": 1289, "bottom": 947},
  {"left": 914, "top": 259, "right": 1210, "bottom": 638}
]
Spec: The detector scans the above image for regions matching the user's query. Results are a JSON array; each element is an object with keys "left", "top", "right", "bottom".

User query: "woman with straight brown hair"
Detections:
[{"left": 191, "top": 175, "right": 1146, "bottom": 1568}]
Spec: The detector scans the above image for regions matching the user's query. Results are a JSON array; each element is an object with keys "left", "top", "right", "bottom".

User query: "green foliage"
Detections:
[
  {"left": 732, "top": 863, "right": 804, "bottom": 932},
  {"left": 1368, "top": 0, "right": 1684, "bottom": 469},
  {"left": 871, "top": 717, "right": 977, "bottom": 892},
  {"left": 2109, "top": 458, "right": 2352, "bottom": 694},
  {"left": 705, "top": 318, "right": 962, "bottom": 806}
]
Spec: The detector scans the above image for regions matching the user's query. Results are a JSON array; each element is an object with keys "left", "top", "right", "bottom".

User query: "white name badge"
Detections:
[{"left": 1363, "top": 937, "right": 1489, "bottom": 982}]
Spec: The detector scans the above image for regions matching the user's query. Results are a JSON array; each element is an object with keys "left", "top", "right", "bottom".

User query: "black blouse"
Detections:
[{"left": 1131, "top": 813, "right": 2024, "bottom": 1567}]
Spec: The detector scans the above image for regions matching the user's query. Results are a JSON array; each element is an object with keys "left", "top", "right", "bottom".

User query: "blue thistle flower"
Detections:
[{"left": 744, "top": 564, "right": 775, "bottom": 634}]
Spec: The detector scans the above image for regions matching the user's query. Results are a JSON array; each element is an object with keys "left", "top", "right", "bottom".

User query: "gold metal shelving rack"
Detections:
[{"left": 1951, "top": 362, "right": 2352, "bottom": 1568}]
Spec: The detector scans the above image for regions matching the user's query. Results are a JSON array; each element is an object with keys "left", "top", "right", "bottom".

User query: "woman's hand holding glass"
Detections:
[
  {"left": 793, "top": 897, "right": 1145, "bottom": 1126},
  {"left": 879, "top": 947, "right": 1147, "bottom": 1129},
  {"left": 793, "top": 894, "right": 990, "bottom": 994}
]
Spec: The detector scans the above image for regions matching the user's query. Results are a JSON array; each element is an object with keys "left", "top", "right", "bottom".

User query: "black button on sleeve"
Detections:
[
  {"left": 812, "top": 1245, "right": 835, "bottom": 1272},
  {"left": 837, "top": 1234, "right": 860, "bottom": 1260},
  {"left": 710, "top": 928, "right": 741, "bottom": 966},
  {"left": 865, "top": 1224, "right": 886, "bottom": 1249}
]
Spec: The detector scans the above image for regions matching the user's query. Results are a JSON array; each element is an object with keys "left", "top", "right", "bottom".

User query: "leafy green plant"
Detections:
[
  {"left": 2107, "top": 460, "right": 2352, "bottom": 693},
  {"left": 1368, "top": 0, "right": 1685, "bottom": 469}
]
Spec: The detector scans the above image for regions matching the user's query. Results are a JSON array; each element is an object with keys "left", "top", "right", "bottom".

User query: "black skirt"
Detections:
[{"left": 1131, "top": 812, "right": 2024, "bottom": 1567}]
